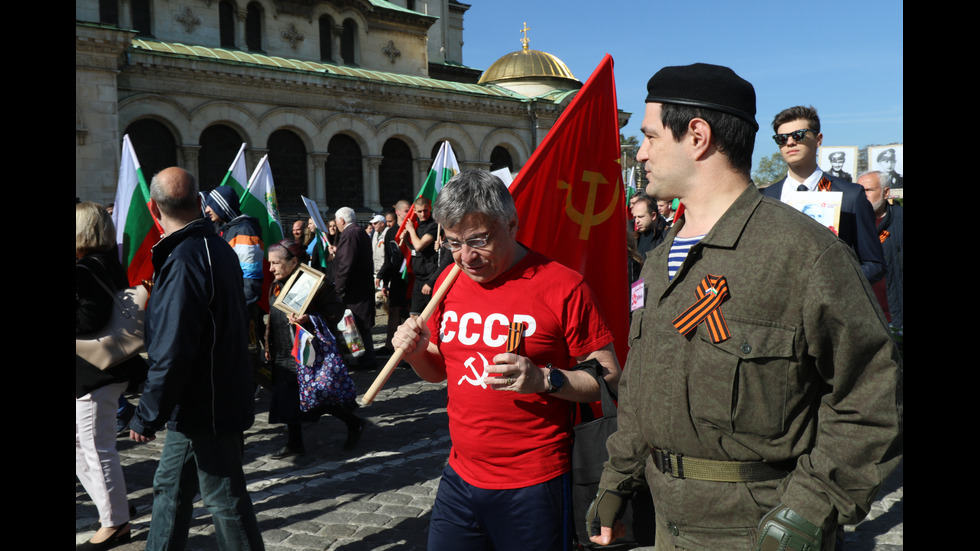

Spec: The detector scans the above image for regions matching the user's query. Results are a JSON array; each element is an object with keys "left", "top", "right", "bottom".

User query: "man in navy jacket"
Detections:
[
  {"left": 762, "top": 105, "right": 884, "bottom": 283},
  {"left": 130, "top": 167, "right": 264, "bottom": 551}
]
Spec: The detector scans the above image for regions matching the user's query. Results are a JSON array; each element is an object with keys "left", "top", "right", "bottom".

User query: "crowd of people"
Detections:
[{"left": 77, "top": 61, "right": 902, "bottom": 551}]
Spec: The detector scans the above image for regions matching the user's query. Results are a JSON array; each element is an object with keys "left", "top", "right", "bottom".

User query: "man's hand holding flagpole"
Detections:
[{"left": 360, "top": 263, "right": 460, "bottom": 406}]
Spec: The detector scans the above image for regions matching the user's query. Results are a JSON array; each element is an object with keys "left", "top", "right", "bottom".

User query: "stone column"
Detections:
[
  {"left": 414, "top": 158, "right": 432, "bottom": 196},
  {"left": 310, "top": 152, "right": 328, "bottom": 206},
  {"left": 236, "top": 10, "right": 247, "bottom": 51},
  {"left": 364, "top": 155, "right": 383, "bottom": 211},
  {"left": 119, "top": 0, "right": 133, "bottom": 31},
  {"left": 181, "top": 145, "right": 201, "bottom": 182},
  {"left": 247, "top": 149, "right": 268, "bottom": 175},
  {"left": 332, "top": 25, "right": 344, "bottom": 64}
]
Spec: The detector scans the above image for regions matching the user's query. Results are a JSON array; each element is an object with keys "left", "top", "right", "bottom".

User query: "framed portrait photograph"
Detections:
[
  {"left": 273, "top": 264, "right": 326, "bottom": 316},
  {"left": 785, "top": 191, "right": 844, "bottom": 237},
  {"left": 868, "top": 145, "right": 903, "bottom": 190},
  {"left": 818, "top": 146, "right": 858, "bottom": 183}
]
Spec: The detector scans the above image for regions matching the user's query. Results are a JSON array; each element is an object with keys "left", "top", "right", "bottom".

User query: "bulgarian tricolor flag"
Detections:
[
  {"left": 242, "top": 154, "right": 284, "bottom": 313},
  {"left": 219, "top": 143, "right": 249, "bottom": 198},
  {"left": 393, "top": 140, "right": 459, "bottom": 277},
  {"left": 112, "top": 134, "right": 163, "bottom": 286},
  {"left": 242, "top": 154, "right": 285, "bottom": 250},
  {"left": 418, "top": 140, "right": 460, "bottom": 204},
  {"left": 292, "top": 325, "right": 316, "bottom": 366},
  {"left": 625, "top": 167, "right": 637, "bottom": 219},
  {"left": 509, "top": 54, "right": 629, "bottom": 368}
]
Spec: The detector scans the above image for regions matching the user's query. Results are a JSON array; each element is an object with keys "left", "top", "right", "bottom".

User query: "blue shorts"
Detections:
[{"left": 427, "top": 464, "right": 571, "bottom": 551}]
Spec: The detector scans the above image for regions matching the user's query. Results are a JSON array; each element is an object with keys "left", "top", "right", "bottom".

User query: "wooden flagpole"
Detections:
[{"left": 359, "top": 263, "right": 461, "bottom": 405}]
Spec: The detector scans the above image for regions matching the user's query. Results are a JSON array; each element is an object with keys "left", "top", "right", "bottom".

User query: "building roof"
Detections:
[
  {"left": 129, "top": 38, "right": 539, "bottom": 101},
  {"left": 478, "top": 46, "right": 580, "bottom": 85}
]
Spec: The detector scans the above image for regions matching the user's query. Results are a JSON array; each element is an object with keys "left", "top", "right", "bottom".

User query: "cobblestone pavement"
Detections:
[{"left": 76, "top": 313, "right": 903, "bottom": 550}]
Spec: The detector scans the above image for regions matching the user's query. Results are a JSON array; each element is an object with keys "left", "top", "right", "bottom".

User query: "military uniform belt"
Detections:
[{"left": 651, "top": 447, "right": 792, "bottom": 483}]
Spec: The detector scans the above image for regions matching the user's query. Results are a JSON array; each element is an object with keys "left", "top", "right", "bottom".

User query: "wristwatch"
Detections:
[{"left": 545, "top": 364, "right": 565, "bottom": 393}]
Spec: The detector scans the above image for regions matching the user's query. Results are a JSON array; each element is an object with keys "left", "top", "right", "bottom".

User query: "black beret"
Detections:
[{"left": 646, "top": 63, "right": 758, "bottom": 131}]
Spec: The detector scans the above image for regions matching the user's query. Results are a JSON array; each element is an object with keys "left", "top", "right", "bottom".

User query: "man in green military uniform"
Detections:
[{"left": 586, "top": 64, "right": 902, "bottom": 550}]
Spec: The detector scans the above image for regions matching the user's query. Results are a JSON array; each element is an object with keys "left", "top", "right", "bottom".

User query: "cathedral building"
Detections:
[{"left": 76, "top": 0, "right": 627, "bottom": 217}]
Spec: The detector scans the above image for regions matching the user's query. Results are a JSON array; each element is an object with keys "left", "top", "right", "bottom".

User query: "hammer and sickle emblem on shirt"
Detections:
[
  {"left": 458, "top": 352, "right": 491, "bottom": 388},
  {"left": 557, "top": 170, "right": 621, "bottom": 240}
]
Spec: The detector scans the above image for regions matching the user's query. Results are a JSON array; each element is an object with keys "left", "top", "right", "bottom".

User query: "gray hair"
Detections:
[
  {"left": 856, "top": 170, "right": 885, "bottom": 184},
  {"left": 335, "top": 206, "right": 356, "bottom": 224},
  {"left": 433, "top": 170, "right": 517, "bottom": 229},
  {"left": 150, "top": 169, "right": 199, "bottom": 217}
]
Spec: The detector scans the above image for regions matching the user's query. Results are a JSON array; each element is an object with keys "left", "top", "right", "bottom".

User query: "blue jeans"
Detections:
[
  {"left": 428, "top": 464, "right": 571, "bottom": 551},
  {"left": 146, "top": 430, "right": 264, "bottom": 551}
]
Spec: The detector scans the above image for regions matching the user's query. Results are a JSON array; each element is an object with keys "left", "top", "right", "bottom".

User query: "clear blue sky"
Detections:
[{"left": 460, "top": 0, "right": 903, "bottom": 171}]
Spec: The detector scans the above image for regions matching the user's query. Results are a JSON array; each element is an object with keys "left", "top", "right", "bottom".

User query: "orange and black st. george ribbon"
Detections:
[
  {"left": 506, "top": 321, "right": 527, "bottom": 356},
  {"left": 818, "top": 177, "right": 833, "bottom": 192},
  {"left": 671, "top": 274, "right": 731, "bottom": 344}
]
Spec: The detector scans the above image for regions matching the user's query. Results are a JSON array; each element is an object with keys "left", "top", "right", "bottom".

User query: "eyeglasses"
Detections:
[
  {"left": 443, "top": 232, "right": 491, "bottom": 252},
  {"left": 772, "top": 128, "right": 818, "bottom": 146}
]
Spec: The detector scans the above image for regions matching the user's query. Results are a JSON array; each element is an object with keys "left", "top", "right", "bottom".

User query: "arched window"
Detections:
[
  {"left": 490, "top": 146, "right": 514, "bottom": 173},
  {"left": 268, "top": 129, "right": 308, "bottom": 218},
  {"left": 326, "top": 134, "right": 363, "bottom": 209},
  {"left": 132, "top": 0, "right": 152, "bottom": 37},
  {"left": 245, "top": 2, "right": 263, "bottom": 52},
  {"left": 199, "top": 125, "right": 245, "bottom": 193},
  {"left": 219, "top": 1, "right": 235, "bottom": 48},
  {"left": 341, "top": 19, "right": 357, "bottom": 65},
  {"left": 318, "top": 15, "right": 333, "bottom": 62},
  {"left": 380, "top": 138, "right": 413, "bottom": 209},
  {"left": 125, "top": 119, "right": 177, "bottom": 182}
]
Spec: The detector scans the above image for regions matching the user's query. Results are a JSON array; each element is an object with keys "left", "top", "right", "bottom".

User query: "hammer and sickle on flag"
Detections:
[
  {"left": 672, "top": 274, "right": 732, "bottom": 343},
  {"left": 557, "top": 170, "right": 621, "bottom": 240}
]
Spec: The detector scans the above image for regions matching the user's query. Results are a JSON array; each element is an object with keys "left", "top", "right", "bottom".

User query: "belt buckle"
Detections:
[{"left": 654, "top": 448, "right": 685, "bottom": 479}]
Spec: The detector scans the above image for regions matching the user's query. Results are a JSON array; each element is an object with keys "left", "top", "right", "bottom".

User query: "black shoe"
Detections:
[
  {"left": 270, "top": 446, "right": 305, "bottom": 459},
  {"left": 78, "top": 523, "right": 131, "bottom": 550},
  {"left": 344, "top": 418, "right": 364, "bottom": 450},
  {"left": 88, "top": 504, "right": 138, "bottom": 531}
]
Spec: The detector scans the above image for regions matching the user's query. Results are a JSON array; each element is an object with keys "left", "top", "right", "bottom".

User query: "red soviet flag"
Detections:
[{"left": 510, "top": 54, "right": 629, "bottom": 367}]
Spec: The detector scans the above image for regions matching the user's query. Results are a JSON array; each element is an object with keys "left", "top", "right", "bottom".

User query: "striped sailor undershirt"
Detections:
[{"left": 668, "top": 235, "right": 704, "bottom": 281}]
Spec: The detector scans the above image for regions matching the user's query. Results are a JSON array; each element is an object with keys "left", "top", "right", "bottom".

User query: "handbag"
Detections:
[
  {"left": 336, "top": 308, "right": 366, "bottom": 358},
  {"left": 75, "top": 264, "right": 148, "bottom": 370},
  {"left": 570, "top": 360, "right": 655, "bottom": 549},
  {"left": 296, "top": 314, "right": 356, "bottom": 411}
]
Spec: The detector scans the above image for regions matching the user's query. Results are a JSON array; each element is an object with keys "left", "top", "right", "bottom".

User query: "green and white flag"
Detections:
[
  {"left": 112, "top": 134, "right": 160, "bottom": 286},
  {"left": 242, "top": 154, "right": 284, "bottom": 250},
  {"left": 394, "top": 140, "right": 459, "bottom": 279},
  {"left": 219, "top": 142, "right": 248, "bottom": 197},
  {"left": 417, "top": 140, "right": 459, "bottom": 203},
  {"left": 625, "top": 167, "right": 637, "bottom": 208}
]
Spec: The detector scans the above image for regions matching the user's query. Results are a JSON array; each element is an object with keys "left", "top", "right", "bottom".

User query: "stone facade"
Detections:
[{"left": 75, "top": 0, "right": 628, "bottom": 216}]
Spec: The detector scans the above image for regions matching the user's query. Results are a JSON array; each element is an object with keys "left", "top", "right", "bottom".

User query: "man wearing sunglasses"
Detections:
[
  {"left": 586, "top": 65, "right": 901, "bottom": 551},
  {"left": 762, "top": 105, "right": 884, "bottom": 282},
  {"left": 392, "top": 170, "right": 621, "bottom": 551}
]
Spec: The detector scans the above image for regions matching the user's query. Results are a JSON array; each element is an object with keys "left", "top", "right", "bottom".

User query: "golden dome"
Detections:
[{"left": 478, "top": 46, "right": 578, "bottom": 85}]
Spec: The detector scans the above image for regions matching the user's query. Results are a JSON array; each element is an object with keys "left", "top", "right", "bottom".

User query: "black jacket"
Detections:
[
  {"left": 879, "top": 203, "right": 903, "bottom": 328},
  {"left": 130, "top": 218, "right": 255, "bottom": 436},
  {"left": 75, "top": 251, "right": 148, "bottom": 398},
  {"left": 763, "top": 173, "right": 885, "bottom": 283}
]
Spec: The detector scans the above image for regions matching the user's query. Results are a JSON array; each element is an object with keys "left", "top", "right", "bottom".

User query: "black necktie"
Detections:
[{"left": 797, "top": 184, "right": 808, "bottom": 192}]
